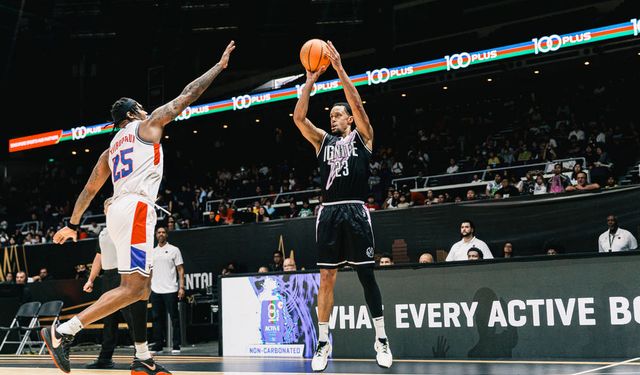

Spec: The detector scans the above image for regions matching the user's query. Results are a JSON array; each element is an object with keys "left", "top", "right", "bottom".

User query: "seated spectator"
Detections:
[
  {"left": 256, "top": 207, "right": 270, "bottom": 222},
  {"left": 533, "top": 174, "right": 548, "bottom": 195},
  {"left": 518, "top": 172, "right": 535, "bottom": 195},
  {"left": 517, "top": 144, "right": 532, "bottom": 161},
  {"left": 418, "top": 253, "right": 434, "bottom": 264},
  {"left": 379, "top": 254, "right": 393, "bottom": 266},
  {"left": 495, "top": 178, "right": 520, "bottom": 198},
  {"left": 546, "top": 248, "right": 559, "bottom": 256},
  {"left": 298, "top": 200, "right": 313, "bottom": 218},
  {"left": 397, "top": 194, "right": 410, "bottom": 209},
  {"left": 365, "top": 195, "right": 380, "bottom": 211},
  {"left": 269, "top": 251, "right": 283, "bottom": 272},
  {"left": 502, "top": 242, "right": 513, "bottom": 258},
  {"left": 32, "top": 267, "right": 53, "bottom": 282},
  {"left": 466, "top": 189, "right": 477, "bottom": 201},
  {"left": 286, "top": 201, "right": 299, "bottom": 218},
  {"left": 383, "top": 190, "right": 400, "bottom": 209},
  {"left": 604, "top": 176, "right": 618, "bottom": 189},
  {"left": 446, "top": 158, "right": 460, "bottom": 174},
  {"left": 283, "top": 258, "right": 297, "bottom": 272},
  {"left": 75, "top": 264, "right": 89, "bottom": 281},
  {"left": 258, "top": 266, "right": 269, "bottom": 273},
  {"left": 264, "top": 200, "right": 276, "bottom": 216},
  {"left": 486, "top": 152, "right": 501, "bottom": 168},
  {"left": 87, "top": 222, "right": 101, "bottom": 237},
  {"left": 570, "top": 163, "right": 584, "bottom": 185},
  {"left": 424, "top": 189, "right": 435, "bottom": 204},
  {"left": 547, "top": 163, "right": 570, "bottom": 193},
  {"left": 467, "top": 247, "right": 483, "bottom": 261},
  {"left": 566, "top": 172, "right": 600, "bottom": 191},
  {"left": 2, "top": 272, "right": 14, "bottom": 284},
  {"left": 486, "top": 173, "right": 502, "bottom": 197},
  {"left": 446, "top": 220, "right": 493, "bottom": 261}
]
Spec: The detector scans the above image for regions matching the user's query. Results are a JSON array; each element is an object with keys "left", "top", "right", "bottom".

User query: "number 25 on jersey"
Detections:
[{"left": 112, "top": 148, "right": 134, "bottom": 182}]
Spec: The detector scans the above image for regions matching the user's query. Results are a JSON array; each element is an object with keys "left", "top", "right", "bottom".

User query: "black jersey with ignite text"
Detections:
[{"left": 318, "top": 130, "right": 371, "bottom": 203}]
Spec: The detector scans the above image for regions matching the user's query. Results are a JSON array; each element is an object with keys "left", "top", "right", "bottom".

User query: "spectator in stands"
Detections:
[
  {"left": 467, "top": 247, "right": 483, "bottom": 261},
  {"left": 546, "top": 248, "right": 558, "bottom": 256},
  {"left": 518, "top": 172, "right": 535, "bottom": 195},
  {"left": 264, "top": 200, "right": 275, "bottom": 217},
  {"left": 383, "top": 190, "right": 400, "bottom": 209},
  {"left": 465, "top": 189, "right": 477, "bottom": 201},
  {"left": 16, "top": 271, "right": 27, "bottom": 284},
  {"left": 283, "top": 258, "right": 297, "bottom": 272},
  {"left": 2, "top": 272, "right": 14, "bottom": 284},
  {"left": 570, "top": 163, "right": 584, "bottom": 185},
  {"left": 75, "top": 264, "right": 89, "bottom": 281},
  {"left": 446, "top": 220, "right": 493, "bottom": 261},
  {"left": 256, "top": 207, "right": 270, "bottom": 222},
  {"left": 418, "top": 253, "right": 434, "bottom": 264},
  {"left": 495, "top": 178, "right": 520, "bottom": 198},
  {"left": 604, "top": 176, "right": 618, "bottom": 189},
  {"left": 568, "top": 123, "right": 586, "bottom": 141},
  {"left": 379, "top": 254, "right": 393, "bottom": 266},
  {"left": 486, "top": 173, "right": 502, "bottom": 197},
  {"left": 258, "top": 266, "right": 269, "bottom": 273},
  {"left": 397, "top": 194, "right": 410, "bottom": 209},
  {"left": 32, "top": 267, "right": 53, "bottom": 282},
  {"left": 269, "top": 251, "right": 284, "bottom": 272},
  {"left": 298, "top": 200, "right": 313, "bottom": 218},
  {"left": 391, "top": 159, "right": 404, "bottom": 177},
  {"left": 167, "top": 216, "right": 177, "bottom": 231},
  {"left": 548, "top": 163, "right": 570, "bottom": 193},
  {"left": 286, "top": 201, "right": 299, "bottom": 218},
  {"left": 598, "top": 215, "right": 638, "bottom": 253},
  {"left": 424, "top": 189, "right": 435, "bottom": 204},
  {"left": 487, "top": 152, "right": 500, "bottom": 168},
  {"left": 365, "top": 195, "right": 380, "bottom": 211},
  {"left": 446, "top": 158, "right": 459, "bottom": 174},
  {"left": 502, "top": 242, "right": 513, "bottom": 258},
  {"left": 221, "top": 262, "right": 238, "bottom": 275},
  {"left": 533, "top": 174, "right": 548, "bottom": 195},
  {"left": 566, "top": 172, "right": 600, "bottom": 191},
  {"left": 517, "top": 144, "right": 532, "bottom": 161}
]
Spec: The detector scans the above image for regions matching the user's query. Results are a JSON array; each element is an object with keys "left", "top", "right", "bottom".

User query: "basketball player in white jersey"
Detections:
[{"left": 41, "top": 41, "right": 235, "bottom": 375}]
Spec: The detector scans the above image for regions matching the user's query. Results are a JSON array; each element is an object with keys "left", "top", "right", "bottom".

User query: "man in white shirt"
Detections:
[
  {"left": 598, "top": 215, "right": 638, "bottom": 253},
  {"left": 150, "top": 227, "right": 185, "bottom": 354},
  {"left": 446, "top": 220, "right": 493, "bottom": 261}
]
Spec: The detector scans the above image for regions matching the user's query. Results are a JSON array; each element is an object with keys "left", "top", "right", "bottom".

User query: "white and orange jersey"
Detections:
[{"left": 108, "top": 121, "right": 163, "bottom": 204}]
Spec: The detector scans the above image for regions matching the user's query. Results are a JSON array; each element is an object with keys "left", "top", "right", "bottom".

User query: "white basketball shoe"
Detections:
[
  {"left": 311, "top": 341, "right": 332, "bottom": 372},
  {"left": 374, "top": 338, "right": 393, "bottom": 368}
]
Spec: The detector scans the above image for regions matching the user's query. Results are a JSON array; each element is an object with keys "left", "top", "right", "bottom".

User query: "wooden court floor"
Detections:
[{"left": 1, "top": 354, "right": 640, "bottom": 374}]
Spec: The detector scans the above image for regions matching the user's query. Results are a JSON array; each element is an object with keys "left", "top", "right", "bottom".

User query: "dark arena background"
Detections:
[{"left": 1, "top": 1, "right": 640, "bottom": 374}]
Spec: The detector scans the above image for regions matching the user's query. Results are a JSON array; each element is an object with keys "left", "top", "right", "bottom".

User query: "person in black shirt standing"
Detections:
[{"left": 292, "top": 41, "right": 391, "bottom": 371}]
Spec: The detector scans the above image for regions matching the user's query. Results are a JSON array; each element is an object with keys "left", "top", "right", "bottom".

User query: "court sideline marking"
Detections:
[{"left": 567, "top": 356, "right": 640, "bottom": 375}]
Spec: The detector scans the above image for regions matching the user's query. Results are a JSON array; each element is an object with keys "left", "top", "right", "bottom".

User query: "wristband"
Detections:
[{"left": 68, "top": 222, "right": 80, "bottom": 231}]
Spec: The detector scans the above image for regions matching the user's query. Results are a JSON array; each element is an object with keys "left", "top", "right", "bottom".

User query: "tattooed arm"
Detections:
[
  {"left": 53, "top": 150, "right": 111, "bottom": 244},
  {"left": 139, "top": 40, "right": 236, "bottom": 143}
]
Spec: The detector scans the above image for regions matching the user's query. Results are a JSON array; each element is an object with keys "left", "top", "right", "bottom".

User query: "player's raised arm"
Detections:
[
  {"left": 138, "top": 40, "right": 236, "bottom": 142},
  {"left": 53, "top": 149, "right": 111, "bottom": 244},
  {"left": 293, "top": 68, "right": 328, "bottom": 154},
  {"left": 326, "top": 41, "right": 373, "bottom": 149}
]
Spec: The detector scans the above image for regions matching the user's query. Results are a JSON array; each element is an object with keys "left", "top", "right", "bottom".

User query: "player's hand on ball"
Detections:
[
  {"left": 218, "top": 40, "right": 236, "bottom": 69},
  {"left": 83, "top": 281, "right": 93, "bottom": 293},
  {"left": 326, "top": 41, "right": 342, "bottom": 70},
  {"left": 53, "top": 226, "right": 78, "bottom": 244},
  {"left": 306, "top": 66, "right": 327, "bottom": 83}
]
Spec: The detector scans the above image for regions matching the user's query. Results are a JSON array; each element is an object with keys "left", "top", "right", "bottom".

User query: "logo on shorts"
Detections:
[{"left": 366, "top": 247, "right": 374, "bottom": 258}]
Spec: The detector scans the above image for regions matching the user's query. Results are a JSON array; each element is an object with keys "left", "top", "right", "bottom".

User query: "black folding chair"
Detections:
[
  {"left": 21, "top": 300, "right": 64, "bottom": 355},
  {"left": 0, "top": 301, "right": 41, "bottom": 354}
]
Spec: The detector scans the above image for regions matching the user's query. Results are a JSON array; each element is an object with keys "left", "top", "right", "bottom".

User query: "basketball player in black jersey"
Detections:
[{"left": 293, "top": 41, "right": 392, "bottom": 371}]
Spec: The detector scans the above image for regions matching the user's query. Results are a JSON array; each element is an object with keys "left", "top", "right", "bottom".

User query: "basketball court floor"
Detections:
[{"left": 1, "top": 354, "right": 640, "bottom": 375}]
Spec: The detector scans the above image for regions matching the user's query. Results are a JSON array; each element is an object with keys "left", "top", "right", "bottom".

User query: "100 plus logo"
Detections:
[
  {"left": 295, "top": 81, "right": 340, "bottom": 99},
  {"left": 532, "top": 32, "right": 591, "bottom": 54},
  {"left": 444, "top": 51, "right": 497, "bottom": 71},
  {"left": 632, "top": 19, "right": 640, "bottom": 36},
  {"left": 175, "top": 106, "right": 210, "bottom": 121},
  {"left": 366, "top": 67, "right": 413, "bottom": 85},
  {"left": 231, "top": 93, "right": 271, "bottom": 111},
  {"left": 71, "top": 126, "right": 102, "bottom": 140}
]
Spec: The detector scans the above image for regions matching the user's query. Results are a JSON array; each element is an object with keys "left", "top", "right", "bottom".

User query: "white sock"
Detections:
[
  {"left": 135, "top": 342, "right": 151, "bottom": 360},
  {"left": 318, "top": 322, "right": 329, "bottom": 343},
  {"left": 57, "top": 316, "right": 83, "bottom": 336},
  {"left": 373, "top": 316, "right": 387, "bottom": 340}
]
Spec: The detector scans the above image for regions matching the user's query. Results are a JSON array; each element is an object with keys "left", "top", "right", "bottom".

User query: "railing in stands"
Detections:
[
  {"left": 392, "top": 157, "right": 587, "bottom": 190},
  {"left": 204, "top": 188, "right": 322, "bottom": 216}
]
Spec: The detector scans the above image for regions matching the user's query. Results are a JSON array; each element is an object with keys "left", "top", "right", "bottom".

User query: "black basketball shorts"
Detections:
[{"left": 315, "top": 200, "right": 375, "bottom": 269}]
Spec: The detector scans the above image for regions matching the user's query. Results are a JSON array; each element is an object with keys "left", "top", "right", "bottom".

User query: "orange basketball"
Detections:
[{"left": 300, "top": 39, "right": 330, "bottom": 72}]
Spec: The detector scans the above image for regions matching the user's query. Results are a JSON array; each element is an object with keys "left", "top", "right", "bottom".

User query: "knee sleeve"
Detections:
[{"left": 356, "top": 267, "right": 383, "bottom": 318}]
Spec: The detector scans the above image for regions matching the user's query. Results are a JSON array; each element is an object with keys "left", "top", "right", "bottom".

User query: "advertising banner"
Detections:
[{"left": 221, "top": 253, "right": 640, "bottom": 359}]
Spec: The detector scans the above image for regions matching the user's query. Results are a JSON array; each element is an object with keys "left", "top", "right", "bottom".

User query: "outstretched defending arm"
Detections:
[
  {"left": 138, "top": 41, "right": 236, "bottom": 143},
  {"left": 326, "top": 41, "right": 373, "bottom": 150},
  {"left": 293, "top": 68, "right": 328, "bottom": 155},
  {"left": 53, "top": 150, "right": 111, "bottom": 244}
]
